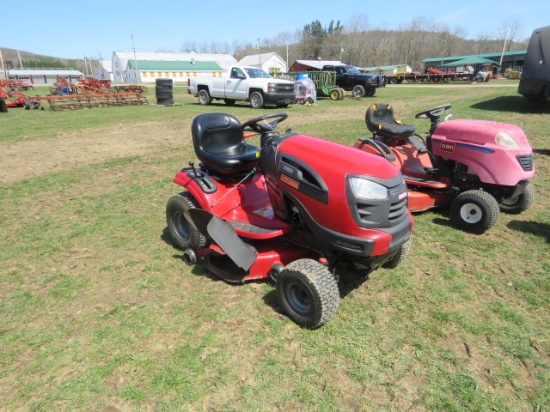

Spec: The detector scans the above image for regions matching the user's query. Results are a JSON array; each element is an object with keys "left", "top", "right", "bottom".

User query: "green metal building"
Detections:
[{"left": 422, "top": 51, "right": 526, "bottom": 74}]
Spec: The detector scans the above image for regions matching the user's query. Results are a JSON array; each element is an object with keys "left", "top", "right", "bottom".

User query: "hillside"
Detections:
[{"left": 0, "top": 47, "right": 94, "bottom": 74}]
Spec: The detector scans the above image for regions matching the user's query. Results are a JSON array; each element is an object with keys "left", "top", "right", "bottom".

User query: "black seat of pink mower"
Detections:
[
  {"left": 365, "top": 103, "right": 416, "bottom": 145},
  {"left": 191, "top": 112, "right": 259, "bottom": 176},
  {"left": 365, "top": 103, "right": 428, "bottom": 154}
]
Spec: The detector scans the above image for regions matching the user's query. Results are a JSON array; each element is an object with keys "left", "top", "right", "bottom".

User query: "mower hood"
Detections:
[{"left": 263, "top": 134, "right": 411, "bottom": 256}]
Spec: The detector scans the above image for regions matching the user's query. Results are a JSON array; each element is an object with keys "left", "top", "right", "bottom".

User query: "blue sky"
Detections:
[{"left": 2, "top": 0, "right": 549, "bottom": 59}]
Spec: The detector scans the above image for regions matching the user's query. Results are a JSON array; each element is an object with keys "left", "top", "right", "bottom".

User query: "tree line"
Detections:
[{"left": 182, "top": 16, "right": 528, "bottom": 71}]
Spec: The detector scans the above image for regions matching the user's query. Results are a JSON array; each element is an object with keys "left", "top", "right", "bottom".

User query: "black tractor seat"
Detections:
[
  {"left": 365, "top": 103, "right": 416, "bottom": 146},
  {"left": 191, "top": 113, "right": 259, "bottom": 176}
]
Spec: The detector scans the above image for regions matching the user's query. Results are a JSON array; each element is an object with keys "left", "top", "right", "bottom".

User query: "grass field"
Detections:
[{"left": 1, "top": 81, "right": 549, "bottom": 411}]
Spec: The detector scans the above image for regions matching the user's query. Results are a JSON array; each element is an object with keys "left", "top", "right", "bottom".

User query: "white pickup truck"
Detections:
[{"left": 188, "top": 66, "right": 296, "bottom": 109}]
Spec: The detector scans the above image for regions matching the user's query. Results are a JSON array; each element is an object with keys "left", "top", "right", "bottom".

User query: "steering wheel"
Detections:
[
  {"left": 241, "top": 112, "right": 288, "bottom": 134},
  {"left": 414, "top": 104, "right": 452, "bottom": 121}
]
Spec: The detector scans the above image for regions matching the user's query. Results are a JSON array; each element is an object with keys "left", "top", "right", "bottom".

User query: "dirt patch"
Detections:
[{"left": 0, "top": 121, "right": 184, "bottom": 185}]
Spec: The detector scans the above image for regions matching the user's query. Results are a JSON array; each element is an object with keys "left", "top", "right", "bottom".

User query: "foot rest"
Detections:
[
  {"left": 404, "top": 175, "right": 449, "bottom": 189},
  {"left": 230, "top": 220, "right": 286, "bottom": 238}
]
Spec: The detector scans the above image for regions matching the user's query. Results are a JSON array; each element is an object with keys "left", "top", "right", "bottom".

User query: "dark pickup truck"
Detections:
[{"left": 322, "top": 65, "right": 385, "bottom": 98}]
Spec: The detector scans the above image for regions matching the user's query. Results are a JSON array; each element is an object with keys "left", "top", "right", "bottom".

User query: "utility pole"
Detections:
[
  {"left": 499, "top": 29, "right": 509, "bottom": 70},
  {"left": 131, "top": 30, "right": 139, "bottom": 83},
  {"left": 257, "top": 38, "right": 261, "bottom": 69},
  {"left": 17, "top": 50, "right": 23, "bottom": 69},
  {"left": 0, "top": 49, "right": 5, "bottom": 80},
  {"left": 286, "top": 42, "right": 289, "bottom": 72}
]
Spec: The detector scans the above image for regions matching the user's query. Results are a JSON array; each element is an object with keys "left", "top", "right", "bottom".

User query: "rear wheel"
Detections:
[
  {"left": 450, "top": 190, "right": 499, "bottom": 234},
  {"left": 338, "top": 88, "right": 345, "bottom": 99},
  {"left": 249, "top": 91, "right": 264, "bottom": 109},
  {"left": 276, "top": 259, "right": 340, "bottom": 329},
  {"left": 499, "top": 182, "right": 535, "bottom": 214},
  {"left": 352, "top": 84, "right": 366, "bottom": 98},
  {"left": 198, "top": 89, "right": 212, "bottom": 105},
  {"left": 166, "top": 192, "right": 207, "bottom": 250},
  {"left": 329, "top": 88, "right": 342, "bottom": 100}
]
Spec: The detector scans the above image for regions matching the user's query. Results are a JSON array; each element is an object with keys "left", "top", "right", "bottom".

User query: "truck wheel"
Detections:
[
  {"left": 352, "top": 85, "right": 366, "bottom": 98},
  {"left": 276, "top": 259, "right": 340, "bottom": 329},
  {"left": 166, "top": 192, "right": 207, "bottom": 250},
  {"left": 0, "top": 99, "right": 7, "bottom": 113},
  {"left": 365, "top": 87, "right": 376, "bottom": 97},
  {"left": 390, "top": 78, "right": 398, "bottom": 84},
  {"left": 383, "top": 238, "right": 412, "bottom": 269},
  {"left": 198, "top": 89, "right": 212, "bottom": 105},
  {"left": 450, "top": 190, "right": 499, "bottom": 234},
  {"left": 499, "top": 182, "right": 535, "bottom": 214},
  {"left": 249, "top": 91, "right": 264, "bottom": 109}
]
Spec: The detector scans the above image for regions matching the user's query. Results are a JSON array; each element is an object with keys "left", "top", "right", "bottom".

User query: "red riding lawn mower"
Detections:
[
  {"left": 166, "top": 112, "right": 413, "bottom": 328},
  {"left": 354, "top": 103, "right": 535, "bottom": 233}
]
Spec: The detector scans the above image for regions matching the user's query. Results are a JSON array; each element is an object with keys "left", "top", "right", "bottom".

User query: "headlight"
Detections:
[
  {"left": 495, "top": 131, "right": 520, "bottom": 148},
  {"left": 350, "top": 177, "right": 388, "bottom": 200},
  {"left": 267, "top": 83, "right": 276, "bottom": 93}
]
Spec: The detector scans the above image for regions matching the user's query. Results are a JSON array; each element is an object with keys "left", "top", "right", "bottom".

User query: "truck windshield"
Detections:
[
  {"left": 347, "top": 66, "right": 362, "bottom": 74},
  {"left": 244, "top": 68, "right": 272, "bottom": 79}
]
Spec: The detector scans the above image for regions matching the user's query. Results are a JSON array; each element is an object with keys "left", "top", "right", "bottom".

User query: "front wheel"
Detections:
[
  {"left": 383, "top": 238, "right": 412, "bottom": 269},
  {"left": 276, "top": 259, "right": 340, "bottom": 329},
  {"left": 166, "top": 192, "right": 207, "bottom": 250},
  {"left": 198, "top": 89, "right": 212, "bottom": 105},
  {"left": 499, "top": 182, "right": 535, "bottom": 214},
  {"left": 450, "top": 190, "right": 499, "bottom": 234},
  {"left": 352, "top": 84, "right": 366, "bottom": 98},
  {"left": 249, "top": 91, "right": 264, "bottom": 109}
]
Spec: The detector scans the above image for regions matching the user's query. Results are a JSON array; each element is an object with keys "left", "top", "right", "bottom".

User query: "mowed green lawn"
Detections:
[{"left": 0, "top": 82, "right": 549, "bottom": 411}]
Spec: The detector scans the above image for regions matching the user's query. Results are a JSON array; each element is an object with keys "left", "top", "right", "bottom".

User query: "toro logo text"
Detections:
[{"left": 440, "top": 141, "right": 455, "bottom": 153}]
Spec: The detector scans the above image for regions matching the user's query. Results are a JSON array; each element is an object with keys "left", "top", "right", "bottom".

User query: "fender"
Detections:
[{"left": 173, "top": 168, "right": 219, "bottom": 210}]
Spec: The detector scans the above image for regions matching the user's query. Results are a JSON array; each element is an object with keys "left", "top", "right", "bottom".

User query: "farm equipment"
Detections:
[
  {"left": 42, "top": 92, "right": 147, "bottom": 110},
  {"left": 354, "top": 103, "right": 535, "bottom": 233},
  {"left": 0, "top": 87, "right": 40, "bottom": 109},
  {"left": 385, "top": 70, "right": 475, "bottom": 84},
  {"left": 505, "top": 68, "right": 521, "bottom": 79},
  {"left": 40, "top": 77, "right": 148, "bottom": 110},
  {"left": 77, "top": 78, "right": 112, "bottom": 92},
  {"left": 113, "top": 84, "right": 148, "bottom": 93},
  {"left": 166, "top": 112, "right": 413, "bottom": 328},
  {"left": 273, "top": 71, "right": 345, "bottom": 100},
  {"left": 0, "top": 79, "right": 34, "bottom": 90}
]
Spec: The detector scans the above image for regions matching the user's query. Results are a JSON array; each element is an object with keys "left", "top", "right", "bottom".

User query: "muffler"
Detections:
[{"left": 183, "top": 249, "right": 197, "bottom": 265}]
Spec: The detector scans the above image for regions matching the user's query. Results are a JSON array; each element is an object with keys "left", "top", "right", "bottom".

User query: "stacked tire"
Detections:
[{"left": 156, "top": 78, "right": 173, "bottom": 105}]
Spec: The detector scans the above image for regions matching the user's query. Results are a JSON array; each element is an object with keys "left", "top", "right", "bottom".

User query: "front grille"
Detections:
[
  {"left": 389, "top": 196, "right": 408, "bottom": 222},
  {"left": 276, "top": 83, "right": 294, "bottom": 93},
  {"left": 517, "top": 154, "right": 534, "bottom": 171}
]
